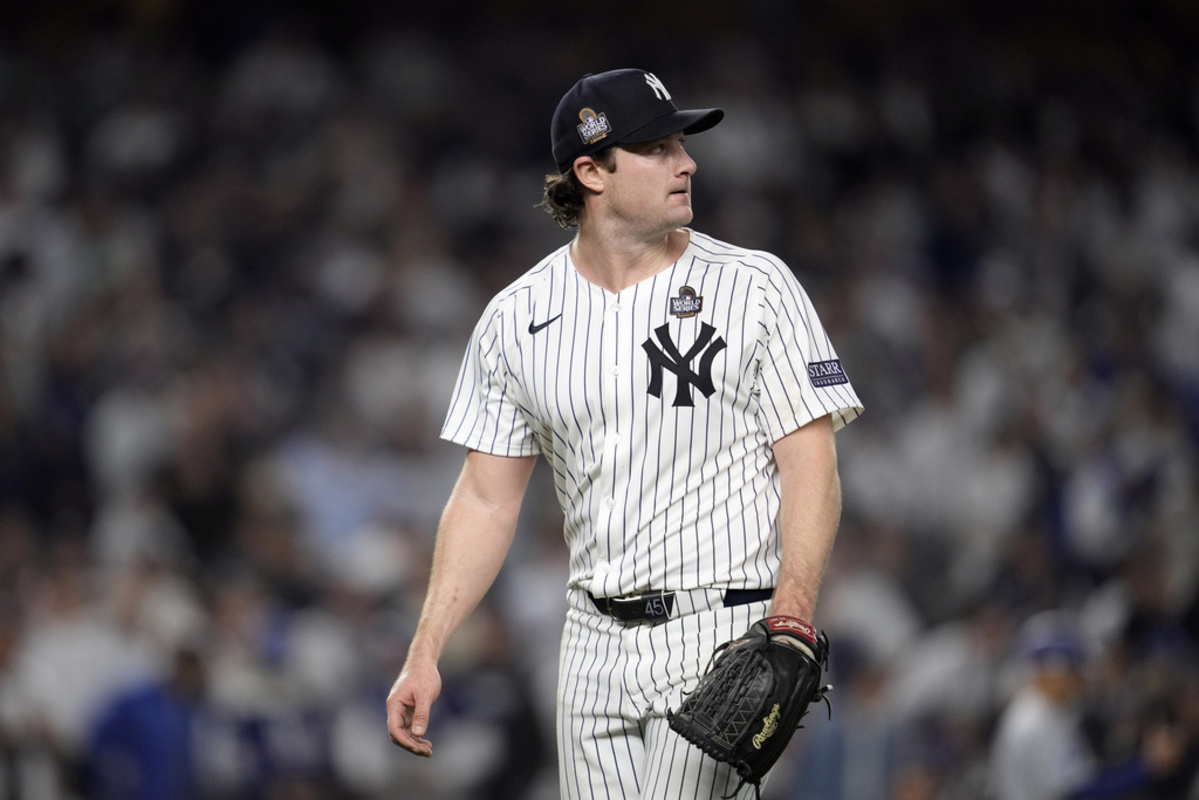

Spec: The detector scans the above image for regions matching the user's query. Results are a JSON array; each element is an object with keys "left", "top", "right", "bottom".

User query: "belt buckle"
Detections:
[{"left": 609, "top": 590, "right": 675, "bottom": 623}]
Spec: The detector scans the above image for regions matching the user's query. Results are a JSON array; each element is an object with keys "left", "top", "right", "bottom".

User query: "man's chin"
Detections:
[{"left": 669, "top": 205, "right": 694, "bottom": 226}]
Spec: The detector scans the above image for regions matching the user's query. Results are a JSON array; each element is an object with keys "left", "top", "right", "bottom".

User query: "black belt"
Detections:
[{"left": 589, "top": 588, "right": 775, "bottom": 623}]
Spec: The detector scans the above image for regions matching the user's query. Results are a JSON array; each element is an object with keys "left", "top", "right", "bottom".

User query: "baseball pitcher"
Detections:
[{"left": 387, "top": 68, "right": 863, "bottom": 800}]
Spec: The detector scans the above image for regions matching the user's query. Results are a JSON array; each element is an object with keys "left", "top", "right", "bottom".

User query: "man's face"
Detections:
[
  {"left": 1035, "top": 660, "right": 1087, "bottom": 705},
  {"left": 602, "top": 132, "right": 697, "bottom": 235}
]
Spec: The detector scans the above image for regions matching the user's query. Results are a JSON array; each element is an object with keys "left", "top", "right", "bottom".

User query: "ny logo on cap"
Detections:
[{"left": 645, "top": 72, "right": 671, "bottom": 101}]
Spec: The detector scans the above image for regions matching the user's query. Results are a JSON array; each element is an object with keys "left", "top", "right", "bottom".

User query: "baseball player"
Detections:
[{"left": 387, "top": 68, "right": 863, "bottom": 799}]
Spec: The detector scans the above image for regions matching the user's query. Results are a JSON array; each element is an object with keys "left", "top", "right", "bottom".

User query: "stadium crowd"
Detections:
[{"left": 0, "top": 2, "right": 1197, "bottom": 798}]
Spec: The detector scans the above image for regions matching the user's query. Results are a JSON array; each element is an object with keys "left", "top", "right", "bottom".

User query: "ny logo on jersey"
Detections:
[
  {"left": 645, "top": 72, "right": 671, "bottom": 101},
  {"left": 642, "top": 323, "right": 726, "bottom": 407}
]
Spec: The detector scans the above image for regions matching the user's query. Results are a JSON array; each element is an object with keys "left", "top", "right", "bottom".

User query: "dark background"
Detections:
[{"left": 0, "top": 1, "right": 1197, "bottom": 798}]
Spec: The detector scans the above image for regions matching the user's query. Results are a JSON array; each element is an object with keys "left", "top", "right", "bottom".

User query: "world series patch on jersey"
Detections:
[{"left": 441, "top": 229, "right": 862, "bottom": 600}]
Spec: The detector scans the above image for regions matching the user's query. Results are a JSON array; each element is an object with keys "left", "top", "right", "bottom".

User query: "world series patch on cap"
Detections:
[{"left": 551, "top": 69, "right": 724, "bottom": 172}]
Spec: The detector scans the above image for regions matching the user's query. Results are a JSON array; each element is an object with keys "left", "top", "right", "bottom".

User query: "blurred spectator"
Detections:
[
  {"left": 817, "top": 523, "right": 924, "bottom": 666},
  {"left": 84, "top": 646, "right": 208, "bottom": 800},
  {"left": 783, "top": 638, "right": 900, "bottom": 800},
  {"left": 9, "top": 538, "right": 160, "bottom": 790},
  {"left": 888, "top": 602, "right": 1013, "bottom": 731},
  {"left": 990, "top": 610, "right": 1188, "bottom": 800}
]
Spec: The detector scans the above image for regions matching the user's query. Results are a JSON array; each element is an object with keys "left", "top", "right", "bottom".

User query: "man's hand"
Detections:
[{"left": 387, "top": 659, "right": 442, "bottom": 757}]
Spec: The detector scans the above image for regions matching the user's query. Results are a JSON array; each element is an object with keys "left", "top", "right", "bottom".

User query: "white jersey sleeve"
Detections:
[
  {"left": 441, "top": 286, "right": 543, "bottom": 457},
  {"left": 753, "top": 253, "right": 861, "bottom": 440}
]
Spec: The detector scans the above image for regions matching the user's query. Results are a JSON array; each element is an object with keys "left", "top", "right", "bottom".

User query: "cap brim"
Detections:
[{"left": 621, "top": 107, "right": 724, "bottom": 144}]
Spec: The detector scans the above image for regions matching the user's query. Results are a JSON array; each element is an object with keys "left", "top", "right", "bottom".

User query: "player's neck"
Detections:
[{"left": 570, "top": 227, "right": 690, "bottom": 294}]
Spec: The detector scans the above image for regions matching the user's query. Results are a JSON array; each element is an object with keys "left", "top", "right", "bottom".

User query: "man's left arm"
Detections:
[
  {"left": 768, "top": 413, "right": 841, "bottom": 621},
  {"left": 667, "top": 413, "right": 840, "bottom": 787}
]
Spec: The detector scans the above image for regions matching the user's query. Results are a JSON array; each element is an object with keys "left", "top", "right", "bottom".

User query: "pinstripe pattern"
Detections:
[
  {"left": 443, "top": 229, "right": 862, "bottom": 598},
  {"left": 441, "top": 228, "right": 862, "bottom": 798},
  {"left": 557, "top": 592, "right": 766, "bottom": 799}
]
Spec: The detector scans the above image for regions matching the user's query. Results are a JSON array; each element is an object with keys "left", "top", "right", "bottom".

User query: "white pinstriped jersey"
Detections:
[{"left": 442, "top": 229, "right": 862, "bottom": 599}]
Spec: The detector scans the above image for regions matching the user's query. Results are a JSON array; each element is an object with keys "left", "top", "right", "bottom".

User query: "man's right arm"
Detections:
[{"left": 386, "top": 448, "right": 538, "bottom": 756}]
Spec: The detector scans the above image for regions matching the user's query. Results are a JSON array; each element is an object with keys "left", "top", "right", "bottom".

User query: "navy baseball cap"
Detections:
[{"left": 551, "top": 69, "right": 724, "bottom": 173}]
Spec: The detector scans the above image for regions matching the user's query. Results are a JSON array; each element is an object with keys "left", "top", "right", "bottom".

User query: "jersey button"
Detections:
[
  {"left": 605, "top": 498, "right": 616, "bottom": 509},
  {"left": 610, "top": 365, "right": 620, "bottom": 376}
]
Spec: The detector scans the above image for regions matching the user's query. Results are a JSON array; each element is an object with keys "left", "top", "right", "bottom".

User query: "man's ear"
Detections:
[{"left": 573, "top": 156, "right": 607, "bottom": 193}]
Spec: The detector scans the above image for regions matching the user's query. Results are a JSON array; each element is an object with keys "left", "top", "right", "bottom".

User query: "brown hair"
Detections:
[{"left": 537, "top": 147, "right": 618, "bottom": 229}]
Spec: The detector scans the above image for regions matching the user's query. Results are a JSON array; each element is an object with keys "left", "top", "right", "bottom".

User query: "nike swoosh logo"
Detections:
[{"left": 528, "top": 314, "right": 562, "bottom": 334}]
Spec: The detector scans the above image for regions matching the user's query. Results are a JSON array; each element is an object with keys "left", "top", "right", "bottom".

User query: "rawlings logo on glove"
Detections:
[
  {"left": 751, "top": 704, "right": 781, "bottom": 749},
  {"left": 765, "top": 616, "right": 816, "bottom": 642},
  {"left": 667, "top": 616, "right": 831, "bottom": 799}
]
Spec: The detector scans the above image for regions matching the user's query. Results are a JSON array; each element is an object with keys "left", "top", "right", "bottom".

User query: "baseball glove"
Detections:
[{"left": 667, "top": 616, "right": 831, "bottom": 799}]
